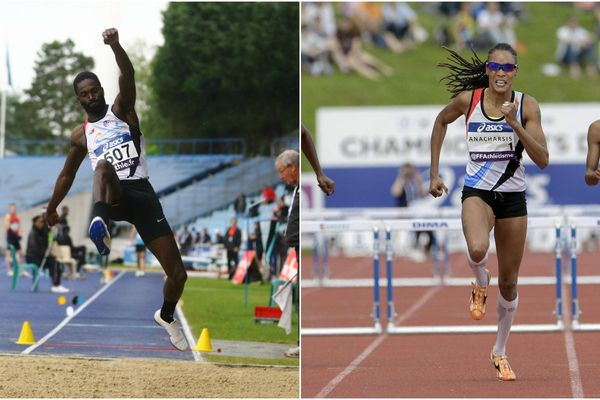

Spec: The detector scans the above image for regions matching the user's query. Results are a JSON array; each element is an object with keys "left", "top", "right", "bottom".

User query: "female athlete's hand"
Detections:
[
  {"left": 102, "top": 28, "right": 119, "bottom": 46},
  {"left": 501, "top": 99, "right": 520, "bottom": 128},
  {"left": 429, "top": 177, "right": 448, "bottom": 198}
]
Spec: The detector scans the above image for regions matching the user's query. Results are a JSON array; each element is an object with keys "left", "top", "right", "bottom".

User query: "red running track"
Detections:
[{"left": 301, "top": 252, "right": 600, "bottom": 397}]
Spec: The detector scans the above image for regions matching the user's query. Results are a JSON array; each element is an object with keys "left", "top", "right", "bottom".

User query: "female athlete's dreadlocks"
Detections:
[{"left": 438, "top": 43, "right": 518, "bottom": 98}]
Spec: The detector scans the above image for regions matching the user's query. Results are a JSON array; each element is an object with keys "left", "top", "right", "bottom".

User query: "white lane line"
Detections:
[
  {"left": 563, "top": 329, "right": 584, "bottom": 398},
  {"left": 22, "top": 271, "right": 126, "bottom": 354},
  {"left": 176, "top": 304, "right": 203, "bottom": 362},
  {"left": 561, "top": 278, "right": 584, "bottom": 398},
  {"left": 68, "top": 323, "right": 160, "bottom": 329},
  {"left": 315, "top": 286, "right": 440, "bottom": 398}
]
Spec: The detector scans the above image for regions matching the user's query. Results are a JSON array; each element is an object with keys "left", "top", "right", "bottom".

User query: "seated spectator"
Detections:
[
  {"left": 214, "top": 230, "right": 225, "bottom": 245},
  {"left": 234, "top": 193, "right": 247, "bottom": 217},
  {"left": 192, "top": 231, "right": 202, "bottom": 247},
  {"left": 475, "top": 2, "right": 516, "bottom": 49},
  {"left": 178, "top": 226, "right": 193, "bottom": 256},
  {"left": 453, "top": 2, "right": 476, "bottom": 51},
  {"left": 56, "top": 226, "right": 86, "bottom": 279},
  {"left": 331, "top": 18, "right": 394, "bottom": 80},
  {"left": 302, "top": 18, "right": 334, "bottom": 76},
  {"left": 202, "top": 228, "right": 212, "bottom": 244},
  {"left": 382, "top": 2, "right": 427, "bottom": 50},
  {"left": 27, "top": 215, "right": 69, "bottom": 293},
  {"left": 556, "top": 16, "right": 597, "bottom": 78}
]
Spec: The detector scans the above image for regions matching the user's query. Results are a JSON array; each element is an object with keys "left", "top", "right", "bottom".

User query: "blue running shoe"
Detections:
[{"left": 89, "top": 216, "right": 111, "bottom": 256}]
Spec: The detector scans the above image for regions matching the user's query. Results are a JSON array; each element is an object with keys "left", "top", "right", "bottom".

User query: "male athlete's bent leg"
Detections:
[{"left": 89, "top": 160, "right": 123, "bottom": 255}]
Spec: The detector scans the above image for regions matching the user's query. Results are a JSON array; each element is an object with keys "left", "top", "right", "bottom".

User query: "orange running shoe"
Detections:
[
  {"left": 469, "top": 270, "right": 491, "bottom": 320},
  {"left": 490, "top": 351, "right": 517, "bottom": 381}
]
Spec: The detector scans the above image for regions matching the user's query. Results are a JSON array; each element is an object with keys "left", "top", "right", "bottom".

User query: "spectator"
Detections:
[
  {"left": 225, "top": 218, "right": 242, "bottom": 280},
  {"left": 475, "top": 2, "right": 517, "bottom": 49},
  {"left": 262, "top": 186, "right": 276, "bottom": 204},
  {"left": 390, "top": 163, "right": 432, "bottom": 261},
  {"left": 248, "top": 221, "right": 264, "bottom": 262},
  {"left": 4, "top": 203, "right": 24, "bottom": 276},
  {"left": 202, "top": 228, "right": 212, "bottom": 244},
  {"left": 301, "top": 18, "right": 334, "bottom": 76},
  {"left": 556, "top": 16, "right": 597, "bottom": 78},
  {"left": 303, "top": 2, "right": 337, "bottom": 38},
  {"left": 215, "top": 229, "right": 225, "bottom": 245},
  {"left": 234, "top": 193, "right": 247, "bottom": 216},
  {"left": 178, "top": 226, "right": 192, "bottom": 256},
  {"left": 453, "top": 2, "right": 476, "bottom": 51},
  {"left": 382, "top": 3, "right": 427, "bottom": 50},
  {"left": 56, "top": 226, "right": 87, "bottom": 279},
  {"left": 192, "top": 231, "right": 202, "bottom": 247},
  {"left": 27, "top": 215, "right": 68, "bottom": 293},
  {"left": 331, "top": 18, "right": 394, "bottom": 80}
]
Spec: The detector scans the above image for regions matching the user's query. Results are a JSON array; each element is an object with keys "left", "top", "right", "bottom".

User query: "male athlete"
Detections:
[{"left": 45, "top": 28, "right": 188, "bottom": 351}]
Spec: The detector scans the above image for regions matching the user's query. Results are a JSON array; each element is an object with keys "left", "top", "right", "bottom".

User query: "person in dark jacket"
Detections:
[{"left": 26, "top": 215, "right": 69, "bottom": 293}]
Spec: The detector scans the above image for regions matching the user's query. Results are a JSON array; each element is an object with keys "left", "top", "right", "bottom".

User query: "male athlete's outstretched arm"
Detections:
[
  {"left": 301, "top": 123, "right": 335, "bottom": 195},
  {"left": 585, "top": 120, "right": 600, "bottom": 185},
  {"left": 429, "top": 91, "right": 470, "bottom": 197},
  {"left": 103, "top": 28, "right": 137, "bottom": 122},
  {"left": 45, "top": 127, "right": 87, "bottom": 226}
]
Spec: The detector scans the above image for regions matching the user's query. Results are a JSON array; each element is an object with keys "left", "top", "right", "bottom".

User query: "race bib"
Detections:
[
  {"left": 93, "top": 134, "right": 139, "bottom": 172},
  {"left": 467, "top": 122, "right": 516, "bottom": 162}
]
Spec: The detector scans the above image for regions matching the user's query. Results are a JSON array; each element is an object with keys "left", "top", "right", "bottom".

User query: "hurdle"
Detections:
[
  {"left": 568, "top": 217, "right": 600, "bottom": 332},
  {"left": 302, "top": 220, "right": 383, "bottom": 336},
  {"left": 385, "top": 217, "right": 565, "bottom": 334}
]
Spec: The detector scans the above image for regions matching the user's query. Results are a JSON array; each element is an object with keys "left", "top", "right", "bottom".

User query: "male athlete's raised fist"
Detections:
[{"left": 102, "top": 28, "right": 119, "bottom": 46}]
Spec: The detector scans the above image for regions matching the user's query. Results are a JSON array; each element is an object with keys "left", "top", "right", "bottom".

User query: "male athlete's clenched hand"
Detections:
[
  {"left": 429, "top": 177, "right": 448, "bottom": 198},
  {"left": 44, "top": 208, "right": 59, "bottom": 227},
  {"left": 102, "top": 28, "right": 119, "bottom": 46}
]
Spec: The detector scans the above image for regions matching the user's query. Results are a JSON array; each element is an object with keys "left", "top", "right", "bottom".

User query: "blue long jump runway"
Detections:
[{"left": 0, "top": 270, "right": 193, "bottom": 361}]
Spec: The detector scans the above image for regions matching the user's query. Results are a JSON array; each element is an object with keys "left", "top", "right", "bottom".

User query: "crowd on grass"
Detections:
[{"left": 302, "top": 2, "right": 600, "bottom": 80}]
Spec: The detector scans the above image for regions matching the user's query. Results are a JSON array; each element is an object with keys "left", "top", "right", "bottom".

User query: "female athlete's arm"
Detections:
[
  {"left": 585, "top": 120, "right": 600, "bottom": 185},
  {"left": 429, "top": 91, "right": 471, "bottom": 197},
  {"left": 502, "top": 96, "right": 549, "bottom": 169}
]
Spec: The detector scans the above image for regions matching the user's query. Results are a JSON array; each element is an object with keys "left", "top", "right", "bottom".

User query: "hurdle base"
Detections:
[
  {"left": 386, "top": 322, "right": 564, "bottom": 334},
  {"left": 303, "top": 323, "right": 382, "bottom": 336},
  {"left": 571, "top": 321, "right": 600, "bottom": 331}
]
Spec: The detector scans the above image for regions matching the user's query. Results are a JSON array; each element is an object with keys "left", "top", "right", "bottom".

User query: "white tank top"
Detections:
[
  {"left": 464, "top": 88, "right": 526, "bottom": 192},
  {"left": 84, "top": 106, "right": 148, "bottom": 180}
]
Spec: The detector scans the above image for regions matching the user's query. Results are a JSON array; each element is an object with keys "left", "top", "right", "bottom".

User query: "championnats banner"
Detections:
[{"left": 306, "top": 104, "right": 600, "bottom": 208}]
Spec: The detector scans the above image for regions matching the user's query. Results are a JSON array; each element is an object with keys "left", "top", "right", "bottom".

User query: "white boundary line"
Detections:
[
  {"left": 175, "top": 304, "right": 203, "bottom": 362},
  {"left": 564, "top": 329, "right": 584, "bottom": 398},
  {"left": 22, "top": 271, "right": 126, "bottom": 355},
  {"left": 314, "top": 287, "right": 439, "bottom": 398}
]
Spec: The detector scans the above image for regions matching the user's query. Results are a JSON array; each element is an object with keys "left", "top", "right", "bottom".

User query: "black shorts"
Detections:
[
  {"left": 461, "top": 186, "right": 527, "bottom": 219},
  {"left": 6, "top": 236, "right": 20, "bottom": 251},
  {"left": 135, "top": 244, "right": 146, "bottom": 252},
  {"left": 109, "top": 179, "right": 172, "bottom": 244}
]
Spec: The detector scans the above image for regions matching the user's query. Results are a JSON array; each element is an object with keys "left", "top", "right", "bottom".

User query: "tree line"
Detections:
[{"left": 5, "top": 2, "right": 299, "bottom": 155}]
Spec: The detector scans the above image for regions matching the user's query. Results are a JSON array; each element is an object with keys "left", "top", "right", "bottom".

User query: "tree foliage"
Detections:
[
  {"left": 149, "top": 2, "right": 299, "bottom": 154},
  {"left": 26, "top": 39, "right": 94, "bottom": 137}
]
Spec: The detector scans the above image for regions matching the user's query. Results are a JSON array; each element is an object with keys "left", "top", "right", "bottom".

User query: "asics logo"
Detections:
[
  {"left": 477, "top": 123, "right": 504, "bottom": 132},
  {"left": 102, "top": 137, "right": 124, "bottom": 152}
]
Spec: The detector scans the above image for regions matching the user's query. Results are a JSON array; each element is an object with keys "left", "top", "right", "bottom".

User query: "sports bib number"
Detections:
[
  {"left": 95, "top": 135, "right": 139, "bottom": 171},
  {"left": 467, "top": 122, "right": 516, "bottom": 162}
]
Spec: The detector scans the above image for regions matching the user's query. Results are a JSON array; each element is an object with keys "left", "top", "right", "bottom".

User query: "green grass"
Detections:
[
  {"left": 302, "top": 2, "right": 599, "bottom": 170},
  {"left": 181, "top": 277, "right": 298, "bottom": 344},
  {"left": 204, "top": 354, "right": 299, "bottom": 367}
]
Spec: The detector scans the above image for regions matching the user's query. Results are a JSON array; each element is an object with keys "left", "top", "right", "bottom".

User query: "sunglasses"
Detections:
[{"left": 486, "top": 62, "right": 518, "bottom": 72}]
